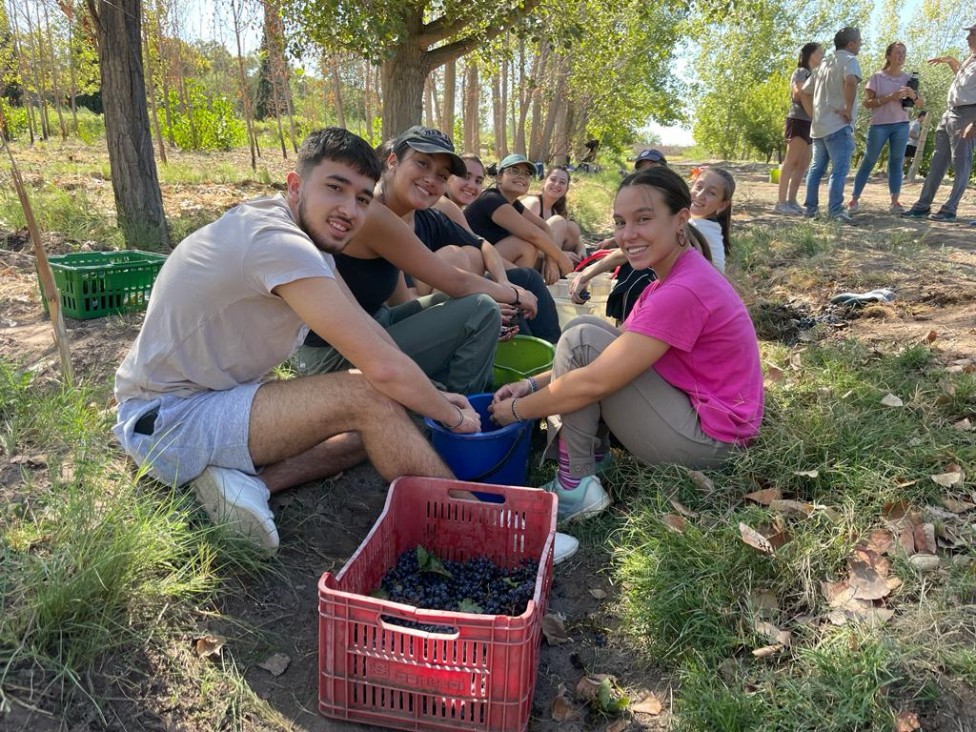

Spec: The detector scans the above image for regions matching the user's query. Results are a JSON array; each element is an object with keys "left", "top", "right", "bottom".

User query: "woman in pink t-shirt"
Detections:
[
  {"left": 489, "top": 167, "right": 763, "bottom": 549},
  {"left": 848, "top": 41, "right": 924, "bottom": 213}
]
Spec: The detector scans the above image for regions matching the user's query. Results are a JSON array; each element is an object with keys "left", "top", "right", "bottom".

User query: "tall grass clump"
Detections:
[
  {"left": 0, "top": 361, "right": 259, "bottom": 687},
  {"left": 0, "top": 184, "right": 121, "bottom": 247}
]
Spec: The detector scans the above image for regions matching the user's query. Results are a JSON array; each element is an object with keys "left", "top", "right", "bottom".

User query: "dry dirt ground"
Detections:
[{"left": 2, "top": 145, "right": 976, "bottom": 731}]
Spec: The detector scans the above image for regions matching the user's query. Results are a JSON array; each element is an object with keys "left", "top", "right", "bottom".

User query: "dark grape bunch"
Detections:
[{"left": 374, "top": 546, "right": 539, "bottom": 617}]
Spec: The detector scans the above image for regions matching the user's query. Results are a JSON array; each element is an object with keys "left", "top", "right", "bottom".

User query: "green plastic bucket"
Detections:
[{"left": 492, "top": 335, "right": 555, "bottom": 388}]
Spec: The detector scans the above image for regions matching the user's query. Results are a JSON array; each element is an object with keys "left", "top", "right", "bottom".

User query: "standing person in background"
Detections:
[
  {"left": 801, "top": 27, "right": 864, "bottom": 223},
  {"left": 903, "top": 110, "right": 928, "bottom": 173},
  {"left": 464, "top": 153, "right": 575, "bottom": 285},
  {"left": 847, "top": 42, "right": 922, "bottom": 214},
  {"left": 522, "top": 167, "right": 586, "bottom": 265},
  {"left": 902, "top": 24, "right": 976, "bottom": 222},
  {"left": 775, "top": 42, "right": 824, "bottom": 215}
]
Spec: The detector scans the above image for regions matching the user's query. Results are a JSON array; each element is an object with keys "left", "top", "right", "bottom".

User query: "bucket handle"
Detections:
[{"left": 469, "top": 420, "right": 533, "bottom": 483}]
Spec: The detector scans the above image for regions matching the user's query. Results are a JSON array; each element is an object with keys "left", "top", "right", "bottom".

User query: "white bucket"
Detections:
[{"left": 548, "top": 274, "right": 615, "bottom": 330}]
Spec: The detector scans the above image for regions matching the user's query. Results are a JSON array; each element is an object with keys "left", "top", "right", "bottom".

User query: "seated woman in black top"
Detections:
[
  {"left": 292, "top": 127, "right": 540, "bottom": 395},
  {"left": 464, "top": 154, "right": 574, "bottom": 285}
]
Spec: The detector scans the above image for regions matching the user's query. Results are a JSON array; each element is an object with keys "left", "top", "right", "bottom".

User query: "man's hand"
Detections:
[
  {"left": 443, "top": 393, "right": 481, "bottom": 433},
  {"left": 514, "top": 286, "right": 538, "bottom": 318},
  {"left": 963, "top": 122, "right": 976, "bottom": 141},
  {"left": 542, "top": 257, "right": 561, "bottom": 285}
]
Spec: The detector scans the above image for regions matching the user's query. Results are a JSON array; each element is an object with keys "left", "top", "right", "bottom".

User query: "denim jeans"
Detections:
[
  {"left": 804, "top": 125, "right": 855, "bottom": 217},
  {"left": 851, "top": 121, "right": 910, "bottom": 199}
]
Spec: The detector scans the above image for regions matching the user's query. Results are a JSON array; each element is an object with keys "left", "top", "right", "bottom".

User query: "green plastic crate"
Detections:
[{"left": 41, "top": 250, "right": 168, "bottom": 320}]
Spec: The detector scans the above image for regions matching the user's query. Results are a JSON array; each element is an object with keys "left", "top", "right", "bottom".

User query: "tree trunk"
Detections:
[
  {"left": 42, "top": 4, "right": 69, "bottom": 140},
  {"left": 462, "top": 60, "right": 479, "bottom": 154},
  {"left": 491, "top": 70, "right": 506, "bottom": 158},
  {"left": 363, "top": 60, "right": 374, "bottom": 142},
  {"left": 142, "top": 20, "right": 167, "bottom": 164},
  {"left": 441, "top": 58, "right": 455, "bottom": 141},
  {"left": 526, "top": 42, "right": 549, "bottom": 159},
  {"left": 327, "top": 54, "right": 345, "bottom": 129},
  {"left": 153, "top": 4, "right": 175, "bottom": 146},
  {"left": 87, "top": 0, "right": 169, "bottom": 249},
  {"left": 424, "top": 75, "right": 436, "bottom": 128},
  {"left": 534, "top": 57, "right": 567, "bottom": 162},
  {"left": 231, "top": 0, "right": 258, "bottom": 169},
  {"left": 67, "top": 21, "right": 79, "bottom": 134},
  {"left": 380, "top": 43, "right": 429, "bottom": 139}
]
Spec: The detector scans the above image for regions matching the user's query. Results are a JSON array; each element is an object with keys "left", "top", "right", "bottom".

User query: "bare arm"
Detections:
[
  {"left": 356, "top": 200, "right": 537, "bottom": 315},
  {"left": 568, "top": 248, "right": 627, "bottom": 303},
  {"left": 522, "top": 195, "right": 543, "bottom": 217},
  {"left": 480, "top": 240, "right": 511, "bottom": 285},
  {"left": 490, "top": 331, "right": 670, "bottom": 425},
  {"left": 276, "top": 276, "right": 473, "bottom": 428},
  {"left": 928, "top": 55, "right": 960, "bottom": 74},
  {"left": 491, "top": 204, "right": 573, "bottom": 273},
  {"left": 432, "top": 196, "right": 472, "bottom": 231}
]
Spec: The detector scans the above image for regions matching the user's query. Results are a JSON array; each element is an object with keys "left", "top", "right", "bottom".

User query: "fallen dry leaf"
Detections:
[
  {"left": 895, "top": 710, "right": 921, "bottom": 732},
  {"left": 931, "top": 472, "right": 963, "bottom": 488},
  {"left": 750, "top": 590, "right": 779, "bottom": 615},
  {"left": 744, "top": 488, "right": 783, "bottom": 506},
  {"left": 822, "top": 579, "right": 857, "bottom": 608},
  {"left": 912, "top": 523, "right": 937, "bottom": 555},
  {"left": 882, "top": 501, "right": 910, "bottom": 521},
  {"left": 661, "top": 513, "right": 687, "bottom": 533},
  {"left": 861, "top": 529, "right": 893, "bottom": 555},
  {"left": 754, "top": 620, "right": 792, "bottom": 647},
  {"left": 669, "top": 497, "right": 699, "bottom": 518},
  {"left": 764, "top": 364, "right": 785, "bottom": 382},
  {"left": 793, "top": 469, "right": 819, "bottom": 479},
  {"left": 898, "top": 526, "right": 916, "bottom": 556},
  {"left": 752, "top": 643, "right": 784, "bottom": 658},
  {"left": 631, "top": 693, "right": 663, "bottom": 715},
  {"left": 257, "top": 652, "right": 290, "bottom": 676},
  {"left": 739, "top": 523, "right": 775, "bottom": 554},
  {"left": 576, "top": 674, "right": 611, "bottom": 702},
  {"left": 551, "top": 693, "right": 579, "bottom": 722},
  {"left": 542, "top": 614, "right": 571, "bottom": 645},
  {"left": 851, "top": 547, "right": 890, "bottom": 577},
  {"left": 589, "top": 588, "right": 608, "bottom": 600},
  {"left": 880, "top": 393, "right": 904, "bottom": 407},
  {"left": 925, "top": 504, "right": 959, "bottom": 521},
  {"left": 606, "top": 719, "right": 629, "bottom": 732},
  {"left": 942, "top": 498, "right": 976, "bottom": 514},
  {"left": 769, "top": 499, "right": 814, "bottom": 516},
  {"left": 686, "top": 469, "right": 715, "bottom": 493},
  {"left": 924, "top": 330, "right": 938, "bottom": 343},
  {"left": 952, "top": 418, "right": 973, "bottom": 431},
  {"left": 847, "top": 559, "right": 890, "bottom": 600},
  {"left": 192, "top": 635, "right": 225, "bottom": 658}
]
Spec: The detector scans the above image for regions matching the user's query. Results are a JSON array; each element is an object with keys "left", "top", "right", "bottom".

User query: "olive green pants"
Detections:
[{"left": 293, "top": 293, "right": 500, "bottom": 396}]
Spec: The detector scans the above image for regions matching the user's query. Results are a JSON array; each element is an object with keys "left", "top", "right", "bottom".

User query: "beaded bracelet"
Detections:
[{"left": 526, "top": 376, "right": 539, "bottom": 393}]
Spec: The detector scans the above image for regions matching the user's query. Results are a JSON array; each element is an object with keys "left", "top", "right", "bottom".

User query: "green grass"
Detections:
[
  {"left": 606, "top": 339, "right": 975, "bottom": 727},
  {"left": 0, "top": 184, "right": 124, "bottom": 248},
  {"left": 0, "top": 362, "right": 268, "bottom": 712}
]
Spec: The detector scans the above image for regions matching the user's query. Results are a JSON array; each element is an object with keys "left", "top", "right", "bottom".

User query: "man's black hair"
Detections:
[{"left": 297, "top": 128, "right": 382, "bottom": 181}]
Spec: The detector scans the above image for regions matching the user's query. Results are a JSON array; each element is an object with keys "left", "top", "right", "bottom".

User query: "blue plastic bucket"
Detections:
[{"left": 425, "top": 393, "right": 533, "bottom": 486}]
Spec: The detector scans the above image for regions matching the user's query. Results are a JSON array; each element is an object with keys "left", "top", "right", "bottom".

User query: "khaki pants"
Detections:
[{"left": 546, "top": 316, "right": 732, "bottom": 477}]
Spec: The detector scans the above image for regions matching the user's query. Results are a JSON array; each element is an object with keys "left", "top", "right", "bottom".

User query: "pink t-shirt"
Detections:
[
  {"left": 866, "top": 71, "right": 910, "bottom": 126},
  {"left": 623, "top": 249, "right": 763, "bottom": 445}
]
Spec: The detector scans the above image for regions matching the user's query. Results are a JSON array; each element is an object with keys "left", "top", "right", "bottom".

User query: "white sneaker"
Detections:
[
  {"left": 773, "top": 202, "right": 801, "bottom": 215},
  {"left": 543, "top": 474, "right": 612, "bottom": 524},
  {"left": 191, "top": 466, "right": 279, "bottom": 552},
  {"left": 553, "top": 532, "right": 579, "bottom": 564}
]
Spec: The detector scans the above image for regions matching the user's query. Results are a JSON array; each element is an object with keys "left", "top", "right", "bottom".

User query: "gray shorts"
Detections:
[{"left": 113, "top": 383, "right": 261, "bottom": 486}]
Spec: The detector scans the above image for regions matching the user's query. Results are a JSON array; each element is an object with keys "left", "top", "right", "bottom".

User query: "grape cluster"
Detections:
[{"left": 376, "top": 546, "right": 539, "bottom": 617}]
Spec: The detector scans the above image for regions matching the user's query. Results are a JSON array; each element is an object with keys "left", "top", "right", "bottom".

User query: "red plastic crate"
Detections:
[{"left": 318, "top": 477, "right": 556, "bottom": 732}]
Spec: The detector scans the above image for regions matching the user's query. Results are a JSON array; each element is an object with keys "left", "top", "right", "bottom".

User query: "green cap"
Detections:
[{"left": 498, "top": 153, "right": 533, "bottom": 173}]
